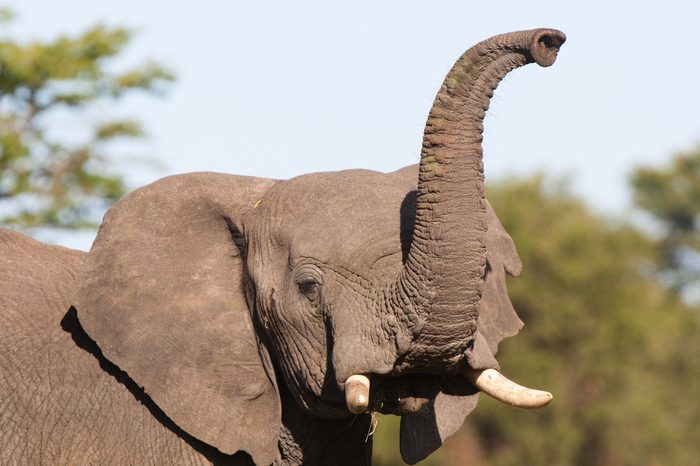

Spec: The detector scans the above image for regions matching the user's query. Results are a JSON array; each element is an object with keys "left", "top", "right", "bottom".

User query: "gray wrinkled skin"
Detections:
[{"left": 0, "top": 28, "right": 564, "bottom": 466}]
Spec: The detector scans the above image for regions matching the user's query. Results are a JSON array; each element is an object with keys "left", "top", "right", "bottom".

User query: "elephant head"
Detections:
[{"left": 76, "top": 28, "right": 565, "bottom": 465}]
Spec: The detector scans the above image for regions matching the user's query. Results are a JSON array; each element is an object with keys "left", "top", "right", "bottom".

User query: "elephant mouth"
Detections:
[{"left": 368, "top": 373, "right": 476, "bottom": 415}]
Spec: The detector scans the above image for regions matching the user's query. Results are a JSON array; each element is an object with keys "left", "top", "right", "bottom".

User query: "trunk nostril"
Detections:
[{"left": 531, "top": 29, "right": 566, "bottom": 67}]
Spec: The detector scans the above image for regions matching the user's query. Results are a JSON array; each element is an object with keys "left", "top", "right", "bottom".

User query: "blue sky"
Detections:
[{"left": 4, "top": 1, "right": 700, "bottom": 249}]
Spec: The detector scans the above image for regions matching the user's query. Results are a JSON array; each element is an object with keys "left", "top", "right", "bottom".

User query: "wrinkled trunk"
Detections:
[{"left": 388, "top": 29, "right": 565, "bottom": 373}]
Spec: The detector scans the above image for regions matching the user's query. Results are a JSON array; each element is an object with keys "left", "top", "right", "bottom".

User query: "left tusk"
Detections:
[
  {"left": 467, "top": 368, "right": 553, "bottom": 409},
  {"left": 344, "top": 374, "right": 370, "bottom": 414}
]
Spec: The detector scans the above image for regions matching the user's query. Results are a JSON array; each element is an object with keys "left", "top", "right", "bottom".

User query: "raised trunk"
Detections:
[{"left": 388, "top": 29, "right": 565, "bottom": 373}]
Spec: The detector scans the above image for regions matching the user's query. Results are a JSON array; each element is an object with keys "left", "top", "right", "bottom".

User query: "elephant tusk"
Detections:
[
  {"left": 467, "top": 368, "right": 553, "bottom": 409},
  {"left": 344, "top": 374, "right": 370, "bottom": 414}
]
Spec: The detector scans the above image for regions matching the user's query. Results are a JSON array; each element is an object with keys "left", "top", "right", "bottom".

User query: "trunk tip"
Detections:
[{"left": 531, "top": 29, "right": 566, "bottom": 67}]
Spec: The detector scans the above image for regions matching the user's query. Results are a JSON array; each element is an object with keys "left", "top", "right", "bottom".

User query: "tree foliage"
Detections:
[
  {"left": 373, "top": 176, "right": 700, "bottom": 466},
  {"left": 631, "top": 146, "right": 700, "bottom": 299},
  {"left": 0, "top": 13, "right": 173, "bottom": 227}
]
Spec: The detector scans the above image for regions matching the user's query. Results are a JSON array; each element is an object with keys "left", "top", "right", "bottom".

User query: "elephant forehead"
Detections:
[
  {"left": 294, "top": 214, "right": 403, "bottom": 272},
  {"left": 269, "top": 169, "right": 410, "bottom": 271}
]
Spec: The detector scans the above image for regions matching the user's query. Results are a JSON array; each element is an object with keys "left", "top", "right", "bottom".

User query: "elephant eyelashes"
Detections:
[{"left": 297, "top": 279, "right": 321, "bottom": 302}]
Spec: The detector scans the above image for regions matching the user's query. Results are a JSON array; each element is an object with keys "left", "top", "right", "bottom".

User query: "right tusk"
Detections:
[
  {"left": 344, "top": 374, "right": 370, "bottom": 414},
  {"left": 467, "top": 368, "right": 553, "bottom": 409}
]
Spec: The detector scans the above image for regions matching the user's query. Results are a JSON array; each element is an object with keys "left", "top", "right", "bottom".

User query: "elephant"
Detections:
[{"left": 0, "top": 28, "right": 565, "bottom": 465}]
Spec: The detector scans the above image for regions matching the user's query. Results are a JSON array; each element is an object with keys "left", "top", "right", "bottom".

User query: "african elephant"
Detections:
[{"left": 0, "top": 28, "right": 565, "bottom": 465}]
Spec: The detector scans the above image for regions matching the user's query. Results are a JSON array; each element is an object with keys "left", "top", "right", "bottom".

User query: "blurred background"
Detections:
[{"left": 1, "top": 1, "right": 699, "bottom": 465}]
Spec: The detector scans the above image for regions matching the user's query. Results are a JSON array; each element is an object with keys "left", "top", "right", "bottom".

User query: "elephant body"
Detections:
[
  {"left": 0, "top": 165, "right": 508, "bottom": 466},
  {"left": 0, "top": 29, "right": 565, "bottom": 465}
]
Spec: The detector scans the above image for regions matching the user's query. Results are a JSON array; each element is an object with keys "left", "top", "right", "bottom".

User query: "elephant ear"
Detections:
[
  {"left": 77, "top": 173, "right": 280, "bottom": 465},
  {"left": 476, "top": 199, "right": 524, "bottom": 352},
  {"left": 400, "top": 200, "right": 523, "bottom": 464}
]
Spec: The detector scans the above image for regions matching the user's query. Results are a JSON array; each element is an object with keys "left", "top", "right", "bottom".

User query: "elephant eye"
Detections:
[{"left": 297, "top": 279, "right": 320, "bottom": 302}]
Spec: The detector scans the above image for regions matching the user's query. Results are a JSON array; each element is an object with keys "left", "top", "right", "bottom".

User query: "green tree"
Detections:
[
  {"left": 631, "top": 146, "right": 700, "bottom": 300},
  {"left": 373, "top": 176, "right": 700, "bottom": 466},
  {"left": 0, "top": 10, "right": 173, "bottom": 228}
]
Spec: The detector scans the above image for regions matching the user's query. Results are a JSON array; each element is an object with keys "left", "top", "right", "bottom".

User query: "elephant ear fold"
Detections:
[
  {"left": 479, "top": 199, "right": 524, "bottom": 353},
  {"left": 77, "top": 173, "right": 280, "bottom": 466}
]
